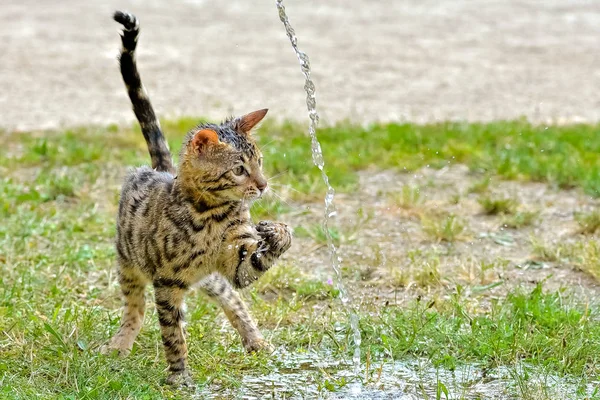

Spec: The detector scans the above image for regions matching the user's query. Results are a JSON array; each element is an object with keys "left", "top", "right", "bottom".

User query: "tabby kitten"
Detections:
[{"left": 103, "top": 11, "right": 292, "bottom": 386}]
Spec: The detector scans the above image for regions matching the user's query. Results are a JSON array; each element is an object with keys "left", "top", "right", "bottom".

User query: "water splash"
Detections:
[{"left": 275, "top": 0, "right": 362, "bottom": 378}]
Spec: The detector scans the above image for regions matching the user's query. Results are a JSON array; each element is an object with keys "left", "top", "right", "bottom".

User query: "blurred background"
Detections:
[{"left": 2, "top": 0, "right": 600, "bottom": 131}]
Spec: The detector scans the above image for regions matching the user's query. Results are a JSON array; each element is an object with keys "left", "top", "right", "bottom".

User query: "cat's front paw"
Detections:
[
  {"left": 165, "top": 369, "right": 195, "bottom": 388},
  {"left": 256, "top": 221, "right": 292, "bottom": 255},
  {"left": 99, "top": 343, "right": 131, "bottom": 357},
  {"left": 243, "top": 337, "right": 275, "bottom": 354}
]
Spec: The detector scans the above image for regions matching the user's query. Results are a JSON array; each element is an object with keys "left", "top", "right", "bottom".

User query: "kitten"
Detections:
[{"left": 103, "top": 11, "right": 292, "bottom": 386}]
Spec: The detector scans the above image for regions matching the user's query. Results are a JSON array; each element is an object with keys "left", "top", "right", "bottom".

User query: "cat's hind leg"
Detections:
[
  {"left": 153, "top": 279, "right": 194, "bottom": 386},
  {"left": 200, "top": 274, "right": 272, "bottom": 352},
  {"left": 102, "top": 263, "right": 148, "bottom": 356}
]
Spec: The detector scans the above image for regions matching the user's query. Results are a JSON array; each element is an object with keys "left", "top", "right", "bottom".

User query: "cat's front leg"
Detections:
[{"left": 200, "top": 274, "right": 273, "bottom": 353}]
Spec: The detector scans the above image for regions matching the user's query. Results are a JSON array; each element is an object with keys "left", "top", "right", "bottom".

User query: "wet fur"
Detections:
[{"left": 104, "top": 11, "right": 292, "bottom": 386}]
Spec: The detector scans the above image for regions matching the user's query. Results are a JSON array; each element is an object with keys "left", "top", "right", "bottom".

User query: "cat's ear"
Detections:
[
  {"left": 234, "top": 109, "right": 268, "bottom": 135},
  {"left": 190, "top": 129, "right": 219, "bottom": 154}
]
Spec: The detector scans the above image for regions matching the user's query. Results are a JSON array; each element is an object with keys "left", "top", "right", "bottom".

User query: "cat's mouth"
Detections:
[{"left": 244, "top": 188, "right": 264, "bottom": 201}]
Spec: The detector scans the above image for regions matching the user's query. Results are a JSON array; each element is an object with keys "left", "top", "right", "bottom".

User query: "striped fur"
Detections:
[
  {"left": 104, "top": 11, "right": 292, "bottom": 387},
  {"left": 113, "top": 11, "right": 174, "bottom": 174}
]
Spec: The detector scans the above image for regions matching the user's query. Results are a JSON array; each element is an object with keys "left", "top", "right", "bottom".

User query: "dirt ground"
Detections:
[
  {"left": 2, "top": 0, "right": 600, "bottom": 132},
  {"left": 279, "top": 165, "right": 600, "bottom": 305}
]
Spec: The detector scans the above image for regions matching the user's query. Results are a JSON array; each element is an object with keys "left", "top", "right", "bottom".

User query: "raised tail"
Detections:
[{"left": 113, "top": 11, "right": 175, "bottom": 174}]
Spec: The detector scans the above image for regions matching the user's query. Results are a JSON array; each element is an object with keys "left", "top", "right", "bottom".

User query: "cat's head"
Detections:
[{"left": 178, "top": 109, "right": 269, "bottom": 203}]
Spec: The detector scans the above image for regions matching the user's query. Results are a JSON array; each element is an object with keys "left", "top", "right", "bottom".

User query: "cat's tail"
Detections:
[{"left": 113, "top": 11, "right": 175, "bottom": 174}]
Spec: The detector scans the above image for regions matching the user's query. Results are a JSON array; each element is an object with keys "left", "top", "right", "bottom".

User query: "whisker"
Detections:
[
  {"left": 258, "top": 138, "right": 279, "bottom": 152},
  {"left": 268, "top": 182, "right": 308, "bottom": 197},
  {"left": 267, "top": 169, "right": 290, "bottom": 182},
  {"left": 265, "top": 189, "right": 296, "bottom": 210}
]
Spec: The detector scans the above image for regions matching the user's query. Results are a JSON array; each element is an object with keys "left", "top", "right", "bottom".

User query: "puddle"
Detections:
[{"left": 195, "top": 350, "right": 598, "bottom": 399}]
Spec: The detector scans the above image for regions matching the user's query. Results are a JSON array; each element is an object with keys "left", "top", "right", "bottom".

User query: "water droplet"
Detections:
[{"left": 350, "top": 382, "right": 362, "bottom": 395}]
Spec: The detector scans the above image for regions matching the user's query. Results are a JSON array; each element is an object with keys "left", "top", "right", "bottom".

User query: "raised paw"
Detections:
[
  {"left": 256, "top": 221, "right": 292, "bottom": 255},
  {"left": 166, "top": 369, "right": 195, "bottom": 388}
]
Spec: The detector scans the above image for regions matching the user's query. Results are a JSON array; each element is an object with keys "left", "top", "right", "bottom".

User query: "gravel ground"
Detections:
[{"left": 2, "top": 0, "right": 600, "bottom": 132}]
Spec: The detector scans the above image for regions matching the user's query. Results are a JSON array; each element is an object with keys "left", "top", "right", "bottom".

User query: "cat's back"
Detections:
[{"left": 119, "top": 166, "right": 173, "bottom": 222}]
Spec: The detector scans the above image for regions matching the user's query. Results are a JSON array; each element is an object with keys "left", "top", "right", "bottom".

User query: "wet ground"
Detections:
[
  {"left": 2, "top": 0, "right": 600, "bottom": 131},
  {"left": 196, "top": 351, "right": 599, "bottom": 399}
]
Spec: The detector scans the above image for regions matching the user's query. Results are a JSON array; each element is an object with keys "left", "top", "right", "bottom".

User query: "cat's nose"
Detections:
[{"left": 256, "top": 179, "right": 268, "bottom": 192}]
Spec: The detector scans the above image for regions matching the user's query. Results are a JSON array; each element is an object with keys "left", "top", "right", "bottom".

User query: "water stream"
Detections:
[{"left": 275, "top": 0, "right": 362, "bottom": 381}]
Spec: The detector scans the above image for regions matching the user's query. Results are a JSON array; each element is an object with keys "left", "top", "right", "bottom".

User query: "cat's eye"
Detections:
[{"left": 232, "top": 165, "right": 246, "bottom": 176}]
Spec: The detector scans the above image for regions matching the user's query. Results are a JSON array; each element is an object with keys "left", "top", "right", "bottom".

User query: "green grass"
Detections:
[
  {"left": 255, "top": 265, "right": 340, "bottom": 300},
  {"left": 3, "top": 119, "right": 600, "bottom": 198},
  {"left": 262, "top": 119, "right": 600, "bottom": 197},
  {"left": 478, "top": 195, "right": 519, "bottom": 215},
  {"left": 362, "top": 283, "right": 600, "bottom": 376},
  {"left": 249, "top": 195, "right": 292, "bottom": 220},
  {"left": 532, "top": 238, "right": 600, "bottom": 281},
  {"left": 380, "top": 249, "right": 444, "bottom": 288},
  {"left": 502, "top": 210, "right": 539, "bottom": 229},
  {"left": 575, "top": 210, "right": 600, "bottom": 235},
  {"left": 571, "top": 240, "right": 600, "bottom": 281},
  {"left": 421, "top": 213, "right": 467, "bottom": 242},
  {"left": 294, "top": 224, "right": 342, "bottom": 247},
  {"left": 2, "top": 118, "right": 600, "bottom": 398},
  {"left": 468, "top": 176, "right": 492, "bottom": 194},
  {"left": 387, "top": 185, "right": 422, "bottom": 209}
]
